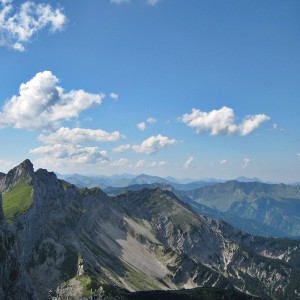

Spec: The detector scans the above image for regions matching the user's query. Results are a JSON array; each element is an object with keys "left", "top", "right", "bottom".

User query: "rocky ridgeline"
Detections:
[
  {"left": 0, "top": 159, "right": 34, "bottom": 192},
  {"left": 0, "top": 160, "right": 300, "bottom": 299}
]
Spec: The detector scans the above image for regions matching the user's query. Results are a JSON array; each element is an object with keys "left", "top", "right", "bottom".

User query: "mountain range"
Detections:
[
  {"left": 94, "top": 180, "right": 300, "bottom": 240},
  {"left": 182, "top": 181, "right": 300, "bottom": 239},
  {"left": 1, "top": 160, "right": 300, "bottom": 299}
]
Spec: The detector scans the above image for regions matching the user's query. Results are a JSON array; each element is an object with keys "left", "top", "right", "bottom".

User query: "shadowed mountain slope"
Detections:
[{"left": 0, "top": 161, "right": 300, "bottom": 299}]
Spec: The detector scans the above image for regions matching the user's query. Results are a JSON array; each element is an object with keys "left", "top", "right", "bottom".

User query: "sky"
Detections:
[{"left": 0, "top": 0, "right": 299, "bottom": 182}]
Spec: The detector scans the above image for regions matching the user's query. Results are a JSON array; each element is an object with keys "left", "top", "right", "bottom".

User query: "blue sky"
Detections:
[{"left": 0, "top": 0, "right": 299, "bottom": 182}]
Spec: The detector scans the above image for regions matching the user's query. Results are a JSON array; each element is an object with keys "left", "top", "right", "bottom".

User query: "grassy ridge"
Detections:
[{"left": 2, "top": 182, "right": 33, "bottom": 221}]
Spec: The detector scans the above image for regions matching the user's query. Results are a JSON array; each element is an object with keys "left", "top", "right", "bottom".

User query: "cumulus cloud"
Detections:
[
  {"left": 0, "top": 0, "right": 66, "bottom": 51},
  {"left": 30, "top": 144, "right": 107, "bottom": 164},
  {"left": 0, "top": 71, "right": 104, "bottom": 130},
  {"left": 243, "top": 158, "right": 251, "bottom": 169},
  {"left": 184, "top": 156, "right": 194, "bottom": 169},
  {"left": 38, "top": 127, "right": 123, "bottom": 144},
  {"left": 132, "top": 134, "right": 177, "bottom": 154},
  {"left": 219, "top": 159, "right": 227, "bottom": 165},
  {"left": 137, "top": 117, "right": 157, "bottom": 131},
  {"left": 112, "top": 135, "right": 177, "bottom": 155},
  {"left": 137, "top": 122, "right": 146, "bottom": 131},
  {"left": 109, "top": 92, "right": 119, "bottom": 100},
  {"left": 238, "top": 114, "right": 271, "bottom": 136},
  {"left": 180, "top": 107, "right": 270, "bottom": 136}
]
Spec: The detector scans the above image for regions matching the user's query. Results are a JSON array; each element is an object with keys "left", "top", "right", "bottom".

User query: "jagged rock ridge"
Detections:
[{"left": 0, "top": 160, "right": 300, "bottom": 299}]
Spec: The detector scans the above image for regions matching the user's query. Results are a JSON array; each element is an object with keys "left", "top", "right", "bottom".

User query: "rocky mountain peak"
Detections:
[{"left": 0, "top": 159, "right": 34, "bottom": 192}]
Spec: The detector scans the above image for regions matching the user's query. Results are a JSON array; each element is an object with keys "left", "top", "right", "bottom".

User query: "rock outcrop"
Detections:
[{"left": 1, "top": 160, "right": 300, "bottom": 299}]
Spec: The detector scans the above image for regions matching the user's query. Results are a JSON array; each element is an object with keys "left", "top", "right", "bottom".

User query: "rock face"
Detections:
[
  {"left": 1, "top": 160, "right": 300, "bottom": 299},
  {"left": 0, "top": 193, "right": 33, "bottom": 299}
]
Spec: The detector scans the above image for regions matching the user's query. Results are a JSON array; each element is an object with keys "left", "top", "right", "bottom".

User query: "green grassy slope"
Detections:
[{"left": 2, "top": 182, "right": 34, "bottom": 221}]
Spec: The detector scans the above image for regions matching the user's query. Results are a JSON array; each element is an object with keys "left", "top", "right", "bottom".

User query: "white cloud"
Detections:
[
  {"left": 219, "top": 159, "right": 227, "bottom": 165},
  {"left": 147, "top": 117, "right": 157, "bottom": 124},
  {"left": 132, "top": 134, "right": 177, "bottom": 154},
  {"left": 110, "top": 158, "right": 166, "bottom": 168},
  {"left": 135, "top": 160, "right": 146, "bottom": 168},
  {"left": 38, "top": 127, "right": 123, "bottom": 144},
  {"left": 109, "top": 92, "right": 119, "bottom": 100},
  {"left": 0, "top": 0, "right": 66, "bottom": 51},
  {"left": 184, "top": 156, "right": 194, "bottom": 169},
  {"left": 0, "top": 71, "right": 104, "bottom": 130},
  {"left": 243, "top": 158, "right": 251, "bottom": 169},
  {"left": 238, "top": 114, "right": 271, "bottom": 136},
  {"left": 112, "top": 135, "right": 177, "bottom": 155},
  {"left": 112, "top": 144, "right": 132, "bottom": 153},
  {"left": 146, "top": 160, "right": 166, "bottom": 167},
  {"left": 111, "top": 158, "right": 131, "bottom": 167},
  {"left": 180, "top": 106, "right": 270, "bottom": 136},
  {"left": 30, "top": 144, "right": 107, "bottom": 164},
  {"left": 296, "top": 153, "right": 300, "bottom": 157},
  {"left": 137, "top": 117, "right": 157, "bottom": 131},
  {"left": 0, "top": 159, "right": 15, "bottom": 171},
  {"left": 137, "top": 122, "right": 146, "bottom": 131}
]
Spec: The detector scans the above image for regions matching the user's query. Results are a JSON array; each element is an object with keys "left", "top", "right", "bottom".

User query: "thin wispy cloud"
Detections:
[
  {"left": 136, "top": 160, "right": 166, "bottom": 167},
  {"left": 243, "top": 158, "right": 251, "bottom": 169},
  {"left": 109, "top": 93, "right": 119, "bottom": 100},
  {"left": 0, "top": 0, "right": 66, "bottom": 51},
  {"left": 147, "top": 0, "right": 160, "bottom": 6},
  {"left": 0, "top": 159, "right": 15, "bottom": 171},
  {"left": 111, "top": 157, "right": 131, "bottom": 167},
  {"left": 111, "top": 0, "right": 160, "bottom": 5},
  {"left": 137, "top": 122, "right": 146, "bottom": 131},
  {"left": 113, "top": 144, "right": 132, "bottom": 153},
  {"left": 181, "top": 106, "right": 270, "bottom": 136},
  {"left": 184, "top": 156, "right": 194, "bottom": 169},
  {"left": 146, "top": 117, "right": 157, "bottom": 124}
]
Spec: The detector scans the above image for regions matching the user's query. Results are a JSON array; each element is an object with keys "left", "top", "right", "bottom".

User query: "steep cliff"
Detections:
[{"left": 1, "top": 160, "right": 300, "bottom": 299}]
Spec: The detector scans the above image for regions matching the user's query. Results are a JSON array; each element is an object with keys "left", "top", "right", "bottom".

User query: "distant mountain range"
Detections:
[
  {"left": 181, "top": 180, "right": 300, "bottom": 239},
  {"left": 58, "top": 172, "right": 299, "bottom": 190},
  {"left": 57, "top": 173, "right": 268, "bottom": 191},
  {"left": 102, "top": 180, "right": 300, "bottom": 240},
  {"left": 1, "top": 160, "right": 300, "bottom": 299},
  {"left": 55, "top": 173, "right": 300, "bottom": 239}
]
